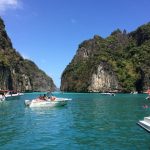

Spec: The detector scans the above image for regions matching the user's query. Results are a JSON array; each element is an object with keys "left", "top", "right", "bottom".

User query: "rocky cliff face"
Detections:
[
  {"left": 61, "top": 23, "right": 150, "bottom": 93},
  {"left": 0, "top": 17, "right": 56, "bottom": 92},
  {"left": 88, "top": 62, "right": 119, "bottom": 92}
]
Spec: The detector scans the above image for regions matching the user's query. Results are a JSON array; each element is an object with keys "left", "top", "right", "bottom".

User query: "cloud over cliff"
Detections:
[{"left": 0, "top": 0, "right": 20, "bottom": 13}]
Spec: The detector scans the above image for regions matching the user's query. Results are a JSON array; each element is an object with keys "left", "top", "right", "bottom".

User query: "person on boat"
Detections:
[
  {"left": 38, "top": 95, "right": 43, "bottom": 100},
  {"left": 43, "top": 94, "right": 48, "bottom": 100},
  {"left": 38, "top": 94, "right": 47, "bottom": 101},
  {"left": 50, "top": 96, "right": 56, "bottom": 101}
]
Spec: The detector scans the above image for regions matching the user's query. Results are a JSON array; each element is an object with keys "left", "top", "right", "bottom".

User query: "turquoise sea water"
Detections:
[{"left": 0, "top": 93, "right": 150, "bottom": 150}]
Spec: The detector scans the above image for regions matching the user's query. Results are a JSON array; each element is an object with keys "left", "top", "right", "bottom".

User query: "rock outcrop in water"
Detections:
[
  {"left": 0, "top": 17, "right": 56, "bottom": 92},
  {"left": 61, "top": 23, "right": 150, "bottom": 93}
]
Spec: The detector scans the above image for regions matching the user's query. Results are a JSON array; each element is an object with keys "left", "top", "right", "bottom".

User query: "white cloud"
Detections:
[{"left": 0, "top": 0, "right": 20, "bottom": 13}]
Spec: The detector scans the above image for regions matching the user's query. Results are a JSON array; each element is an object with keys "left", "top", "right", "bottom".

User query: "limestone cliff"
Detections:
[
  {"left": 0, "top": 17, "right": 56, "bottom": 92},
  {"left": 61, "top": 23, "right": 150, "bottom": 93},
  {"left": 88, "top": 62, "right": 119, "bottom": 92}
]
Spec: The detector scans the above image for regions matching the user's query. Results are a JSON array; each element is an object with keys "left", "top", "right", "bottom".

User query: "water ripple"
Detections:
[{"left": 0, "top": 93, "right": 150, "bottom": 149}]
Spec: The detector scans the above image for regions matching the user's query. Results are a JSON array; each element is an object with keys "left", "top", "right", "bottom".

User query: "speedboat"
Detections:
[
  {"left": 25, "top": 96, "right": 71, "bottom": 108},
  {"left": 138, "top": 116, "right": 150, "bottom": 132},
  {"left": 5, "top": 91, "right": 24, "bottom": 98},
  {"left": 131, "top": 91, "right": 138, "bottom": 94},
  {"left": 101, "top": 93, "right": 115, "bottom": 96}
]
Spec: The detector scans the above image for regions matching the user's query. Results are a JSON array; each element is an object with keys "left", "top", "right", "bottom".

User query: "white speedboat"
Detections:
[
  {"left": 5, "top": 92, "right": 24, "bottom": 98},
  {"left": 101, "top": 93, "right": 115, "bottom": 96},
  {"left": 138, "top": 116, "right": 150, "bottom": 132},
  {"left": 25, "top": 97, "right": 71, "bottom": 108},
  {"left": 131, "top": 91, "right": 138, "bottom": 94}
]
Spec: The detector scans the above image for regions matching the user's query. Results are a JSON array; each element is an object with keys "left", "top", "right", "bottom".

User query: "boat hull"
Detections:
[
  {"left": 25, "top": 98, "right": 71, "bottom": 108},
  {"left": 138, "top": 117, "right": 150, "bottom": 132}
]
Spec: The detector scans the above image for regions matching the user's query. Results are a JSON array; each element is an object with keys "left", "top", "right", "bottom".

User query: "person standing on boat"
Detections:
[{"left": 43, "top": 94, "right": 48, "bottom": 100}]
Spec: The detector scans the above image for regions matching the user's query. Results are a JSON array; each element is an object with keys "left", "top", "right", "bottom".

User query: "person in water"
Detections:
[{"left": 143, "top": 104, "right": 148, "bottom": 108}]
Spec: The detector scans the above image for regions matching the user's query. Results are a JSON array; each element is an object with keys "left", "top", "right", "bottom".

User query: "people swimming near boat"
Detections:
[{"left": 143, "top": 104, "right": 148, "bottom": 108}]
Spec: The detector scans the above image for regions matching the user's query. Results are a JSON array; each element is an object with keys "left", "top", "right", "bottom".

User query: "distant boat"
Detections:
[
  {"left": 0, "top": 90, "right": 24, "bottom": 99},
  {"left": 100, "top": 93, "right": 115, "bottom": 96},
  {"left": 0, "top": 94, "right": 5, "bottom": 102},
  {"left": 131, "top": 91, "right": 138, "bottom": 94},
  {"left": 0, "top": 90, "right": 6, "bottom": 102},
  {"left": 5, "top": 91, "right": 24, "bottom": 98},
  {"left": 138, "top": 116, "right": 150, "bottom": 132}
]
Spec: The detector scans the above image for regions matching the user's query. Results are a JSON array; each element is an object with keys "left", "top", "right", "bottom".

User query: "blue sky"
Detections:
[{"left": 0, "top": 0, "right": 150, "bottom": 87}]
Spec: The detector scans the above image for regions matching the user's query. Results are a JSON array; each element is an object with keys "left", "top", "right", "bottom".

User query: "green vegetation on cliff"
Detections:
[
  {"left": 61, "top": 23, "right": 150, "bottom": 93},
  {"left": 0, "top": 17, "right": 56, "bottom": 92}
]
